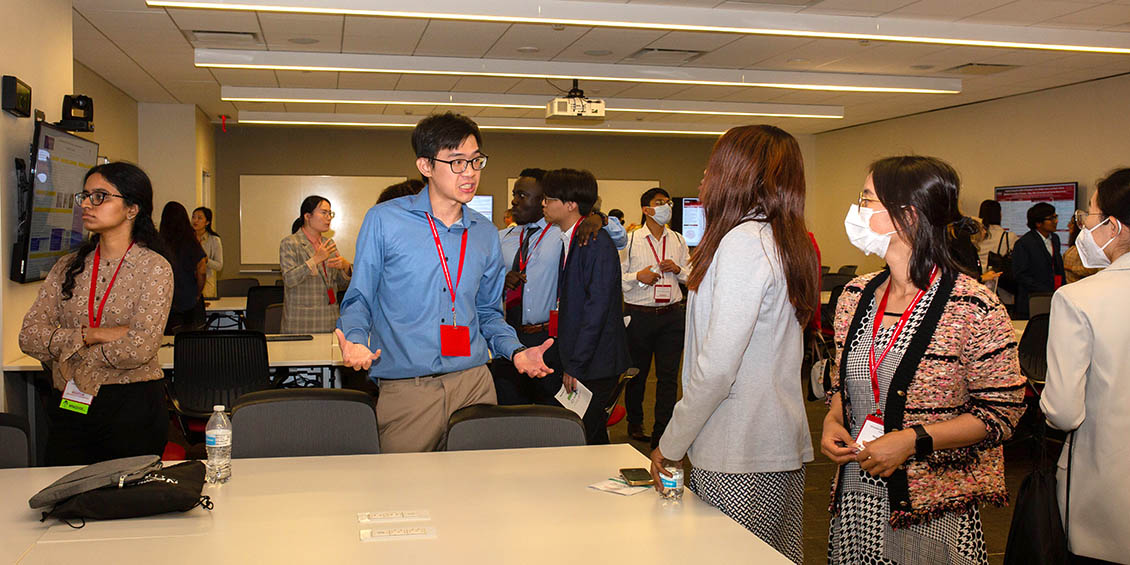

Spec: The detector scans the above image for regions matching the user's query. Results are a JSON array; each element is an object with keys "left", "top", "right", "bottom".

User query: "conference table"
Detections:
[
  {"left": 204, "top": 297, "right": 247, "bottom": 313},
  {"left": 1, "top": 444, "right": 789, "bottom": 564}
]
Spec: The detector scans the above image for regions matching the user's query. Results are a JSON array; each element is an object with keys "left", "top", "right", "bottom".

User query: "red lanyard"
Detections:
[
  {"left": 646, "top": 233, "right": 666, "bottom": 265},
  {"left": 868, "top": 267, "right": 937, "bottom": 416},
  {"left": 517, "top": 225, "right": 550, "bottom": 273},
  {"left": 88, "top": 242, "right": 134, "bottom": 328},
  {"left": 426, "top": 214, "right": 469, "bottom": 324}
]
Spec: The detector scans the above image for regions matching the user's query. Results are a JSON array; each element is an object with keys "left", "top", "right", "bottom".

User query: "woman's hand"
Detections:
[
  {"left": 311, "top": 239, "right": 336, "bottom": 264},
  {"left": 820, "top": 413, "right": 858, "bottom": 465},
  {"left": 649, "top": 446, "right": 674, "bottom": 493},
  {"left": 856, "top": 429, "right": 916, "bottom": 477},
  {"left": 84, "top": 326, "right": 129, "bottom": 346},
  {"left": 327, "top": 255, "right": 350, "bottom": 271}
]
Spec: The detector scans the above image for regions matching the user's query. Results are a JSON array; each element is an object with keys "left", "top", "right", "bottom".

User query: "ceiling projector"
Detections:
[{"left": 545, "top": 80, "right": 605, "bottom": 121}]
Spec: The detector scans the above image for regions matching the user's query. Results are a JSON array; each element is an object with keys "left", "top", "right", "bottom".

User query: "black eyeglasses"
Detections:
[
  {"left": 431, "top": 155, "right": 488, "bottom": 174},
  {"left": 74, "top": 191, "right": 126, "bottom": 206}
]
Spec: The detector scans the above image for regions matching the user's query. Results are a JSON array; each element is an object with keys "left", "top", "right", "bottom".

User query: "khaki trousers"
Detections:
[{"left": 375, "top": 365, "right": 496, "bottom": 453}]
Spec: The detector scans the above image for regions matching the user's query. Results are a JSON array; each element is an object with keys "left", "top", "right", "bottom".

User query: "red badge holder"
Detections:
[
  {"left": 548, "top": 310, "right": 558, "bottom": 338},
  {"left": 440, "top": 324, "right": 471, "bottom": 357}
]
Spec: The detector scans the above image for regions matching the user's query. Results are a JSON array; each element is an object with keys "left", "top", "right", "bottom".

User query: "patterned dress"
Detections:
[
  {"left": 689, "top": 467, "right": 806, "bottom": 564},
  {"left": 828, "top": 280, "right": 989, "bottom": 565}
]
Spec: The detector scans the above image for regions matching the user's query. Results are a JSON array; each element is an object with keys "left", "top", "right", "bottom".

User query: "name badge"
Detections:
[
  {"left": 440, "top": 324, "right": 471, "bottom": 357},
  {"left": 854, "top": 414, "right": 885, "bottom": 451},
  {"left": 548, "top": 310, "right": 558, "bottom": 338},
  {"left": 60, "top": 379, "right": 93, "bottom": 415},
  {"left": 653, "top": 284, "right": 673, "bottom": 303}
]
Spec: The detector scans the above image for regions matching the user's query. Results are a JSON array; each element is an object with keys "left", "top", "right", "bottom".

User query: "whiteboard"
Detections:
[
  {"left": 240, "top": 175, "right": 406, "bottom": 265},
  {"left": 505, "top": 178, "right": 659, "bottom": 226}
]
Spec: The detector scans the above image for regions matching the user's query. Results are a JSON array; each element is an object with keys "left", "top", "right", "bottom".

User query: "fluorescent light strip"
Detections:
[
  {"left": 221, "top": 97, "right": 841, "bottom": 119},
  {"left": 236, "top": 112, "right": 728, "bottom": 135},
  {"left": 202, "top": 63, "right": 954, "bottom": 94},
  {"left": 237, "top": 119, "right": 726, "bottom": 135},
  {"left": 149, "top": 0, "right": 1130, "bottom": 54}
]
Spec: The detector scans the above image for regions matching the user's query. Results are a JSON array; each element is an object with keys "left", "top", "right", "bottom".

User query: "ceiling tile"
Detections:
[
  {"left": 661, "top": 84, "right": 746, "bottom": 100},
  {"left": 960, "top": 1, "right": 1094, "bottom": 26},
  {"left": 413, "top": 21, "right": 512, "bottom": 58},
  {"left": 258, "top": 13, "right": 343, "bottom": 37},
  {"left": 573, "top": 80, "right": 639, "bottom": 97},
  {"left": 802, "top": 0, "right": 919, "bottom": 17},
  {"left": 553, "top": 28, "right": 668, "bottom": 63},
  {"left": 452, "top": 76, "right": 524, "bottom": 93},
  {"left": 505, "top": 78, "right": 568, "bottom": 95},
  {"left": 235, "top": 102, "right": 288, "bottom": 112},
  {"left": 394, "top": 75, "right": 462, "bottom": 91},
  {"left": 1039, "top": 3, "right": 1130, "bottom": 27},
  {"left": 209, "top": 68, "right": 279, "bottom": 87},
  {"left": 692, "top": 35, "right": 812, "bottom": 69},
  {"left": 718, "top": 89, "right": 793, "bottom": 103},
  {"left": 713, "top": 1, "right": 806, "bottom": 12},
  {"left": 342, "top": 17, "right": 427, "bottom": 55},
  {"left": 751, "top": 38, "right": 873, "bottom": 70},
  {"left": 276, "top": 70, "right": 340, "bottom": 88},
  {"left": 337, "top": 73, "right": 402, "bottom": 90},
  {"left": 340, "top": 104, "right": 387, "bottom": 115},
  {"left": 646, "top": 31, "right": 742, "bottom": 53},
  {"left": 815, "top": 43, "right": 951, "bottom": 74},
  {"left": 284, "top": 103, "right": 336, "bottom": 113},
  {"left": 483, "top": 24, "right": 590, "bottom": 60},
  {"left": 166, "top": 8, "right": 259, "bottom": 33},
  {"left": 613, "top": 83, "right": 695, "bottom": 98},
  {"left": 886, "top": 0, "right": 1014, "bottom": 20}
]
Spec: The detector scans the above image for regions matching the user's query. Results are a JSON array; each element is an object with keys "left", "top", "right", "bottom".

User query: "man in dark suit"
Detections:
[
  {"left": 541, "top": 168, "right": 631, "bottom": 444},
  {"left": 1013, "top": 201, "right": 1065, "bottom": 319}
]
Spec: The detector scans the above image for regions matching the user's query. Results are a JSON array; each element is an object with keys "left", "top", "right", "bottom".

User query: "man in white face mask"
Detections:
[{"left": 620, "top": 187, "right": 690, "bottom": 447}]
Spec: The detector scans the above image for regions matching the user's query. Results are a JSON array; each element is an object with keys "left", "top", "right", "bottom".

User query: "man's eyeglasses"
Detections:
[
  {"left": 431, "top": 155, "right": 488, "bottom": 174},
  {"left": 74, "top": 191, "right": 126, "bottom": 207},
  {"left": 1074, "top": 210, "right": 1103, "bottom": 228}
]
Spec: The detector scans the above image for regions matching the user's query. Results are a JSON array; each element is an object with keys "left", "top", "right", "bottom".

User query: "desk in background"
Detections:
[{"left": 3, "top": 445, "right": 789, "bottom": 564}]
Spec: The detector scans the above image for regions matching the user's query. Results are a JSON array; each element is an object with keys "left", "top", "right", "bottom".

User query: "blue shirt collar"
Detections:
[{"left": 409, "top": 185, "right": 477, "bottom": 228}]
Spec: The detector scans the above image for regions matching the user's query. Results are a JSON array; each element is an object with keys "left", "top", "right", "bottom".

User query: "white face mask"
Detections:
[
  {"left": 844, "top": 204, "right": 895, "bottom": 258},
  {"left": 1076, "top": 217, "right": 1121, "bottom": 269},
  {"left": 650, "top": 203, "right": 673, "bottom": 226}
]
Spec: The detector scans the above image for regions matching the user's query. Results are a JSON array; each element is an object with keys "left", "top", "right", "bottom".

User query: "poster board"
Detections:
[
  {"left": 995, "top": 182, "right": 1077, "bottom": 254},
  {"left": 505, "top": 178, "right": 659, "bottom": 227},
  {"left": 240, "top": 175, "right": 405, "bottom": 265}
]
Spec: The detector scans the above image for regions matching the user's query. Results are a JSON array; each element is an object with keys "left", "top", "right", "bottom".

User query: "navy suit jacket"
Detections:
[
  {"left": 555, "top": 228, "right": 631, "bottom": 382},
  {"left": 1013, "top": 229, "right": 1064, "bottom": 317}
]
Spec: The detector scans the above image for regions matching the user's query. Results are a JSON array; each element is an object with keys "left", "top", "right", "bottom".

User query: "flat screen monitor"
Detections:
[
  {"left": 994, "top": 182, "right": 1077, "bottom": 255},
  {"left": 10, "top": 122, "right": 98, "bottom": 283},
  {"left": 677, "top": 197, "right": 705, "bottom": 247},
  {"left": 469, "top": 194, "right": 493, "bottom": 223}
]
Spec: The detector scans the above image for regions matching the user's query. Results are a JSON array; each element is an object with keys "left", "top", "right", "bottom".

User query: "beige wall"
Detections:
[
  {"left": 1, "top": 0, "right": 73, "bottom": 410},
  {"left": 195, "top": 107, "right": 215, "bottom": 210},
  {"left": 73, "top": 61, "right": 138, "bottom": 163},
  {"left": 809, "top": 74, "right": 1130, "bottom": 274},
  {"left": 138, "top": 103, "right": 197, "bottom": 214},
  {"left": 214, "top": 126, "right": 725, "bottom": 278}
]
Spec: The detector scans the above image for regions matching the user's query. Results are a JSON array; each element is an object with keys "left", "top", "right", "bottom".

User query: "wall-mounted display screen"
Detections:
[{"left": 995, "top": 182, "right": 1077, "bottom": 254}]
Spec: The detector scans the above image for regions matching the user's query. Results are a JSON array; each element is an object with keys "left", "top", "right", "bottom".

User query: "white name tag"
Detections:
[
  {"left": 854, "top": 414, "right": 885, "bottom": 452},
  {"left": 62, "top": 379, "right": 93, "bottom": 405},
  {"left": 653, "top": 284, "right": 673, "bottom": 303}
]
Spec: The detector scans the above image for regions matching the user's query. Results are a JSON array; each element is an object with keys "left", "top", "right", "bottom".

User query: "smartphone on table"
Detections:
[{"left": 619, "top": 467, "right": 653, "bottom": 486}]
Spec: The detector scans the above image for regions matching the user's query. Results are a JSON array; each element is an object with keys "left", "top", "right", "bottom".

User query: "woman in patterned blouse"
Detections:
[
  {"left": 19, "top": 162, "right": 173, "bottom": 466},
  {"left": 280, "top": 195, "right": 351, "bottom": 333},
  {"left": 822, "top": 156, "right": 1026, "bottom": 565}
]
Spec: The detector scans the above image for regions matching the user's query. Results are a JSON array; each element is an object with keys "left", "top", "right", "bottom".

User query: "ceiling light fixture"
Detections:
[
  {"left": 197, "top": 50, "right": 961, "bottom": 94},
  {"left": 236, "top": 111, "right": 730, "bottom": 135},
  {"left": 147, "top": 0, "right": 1130, "bottom": 54},
  {"left": 219, "top": 86, "right": 845, "bottom": 118}
]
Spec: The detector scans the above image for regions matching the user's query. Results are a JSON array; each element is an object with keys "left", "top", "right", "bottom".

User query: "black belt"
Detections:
[{"left": 624, "top": 302, "right": 684, "bottom": 315}]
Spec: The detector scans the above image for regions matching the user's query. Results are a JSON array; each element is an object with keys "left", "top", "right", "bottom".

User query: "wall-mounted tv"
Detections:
[
  {"left": 994, "top": 182, "right": 1077, "bottom": 255},
  {"left": 672, "top": 197, "right": 706, "bottom": 247},
  {"left": 10, "top": 122, "right": 98, "bottom": 283},
  {"left": 469, "top": 194, "right": 493, "bottom": 223}
]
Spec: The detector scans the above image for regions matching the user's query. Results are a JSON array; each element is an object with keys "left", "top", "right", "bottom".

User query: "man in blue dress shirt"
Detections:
[{"left": 336, "top": 113, "right": 552, "bottom": 452}]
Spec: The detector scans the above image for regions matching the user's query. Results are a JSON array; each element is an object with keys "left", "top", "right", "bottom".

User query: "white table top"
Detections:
[
  {"left": 1013, "top": 320, "right": 1027, "bottom": 339},
  {"left": 3, "top": 334, "right": 341, "bottom": 372},
  {"left": 820, "top": 290, "right": 832, "bottom": 304},
  {"left": 204, "top": 297, "right": 247, "bottom": 312},
  {"left": 4, "top": 445, "right": 787, "bottom": 564}
]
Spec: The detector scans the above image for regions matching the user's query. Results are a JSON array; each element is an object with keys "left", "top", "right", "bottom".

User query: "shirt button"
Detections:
[
  {"left": 899, "top": 501, "right": 908, "bottom": 507},
  {"left": 896, "top": 390, "right": 905, "bottom": 397}
]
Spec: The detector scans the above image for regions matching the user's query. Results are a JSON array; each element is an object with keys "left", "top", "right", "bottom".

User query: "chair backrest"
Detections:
[
  {"left": 231, "top": 389, "right": 379, "bottom": 458},
  {"left": 1018, "top": 313, "right": 1051, "bottom": 385},
  {"left": 821, "top": 273, "right": 854, "bottom": 291},
  {"left": 263, "top": 303, "right": 284, "bottom": 334},
  {"left": 171, "top": 330, "right": 272, "bottom": 418},
  {"left": 837, "top": 265, "right": 858, "bottom": 275},
  {"left": 245, "top": 285, "right": 285, "bottom": 332},
  {"left": 446, "top": 404, "right": 586, "bottom": 451},
  {"left": 820, "top": 265, "right": 831, "bottom": 275},
  {"left": 820, "top": 284, "right": 847, "bottom": 331},
  {"left": 272, "top": 278, "right": 284, "bottom": 286},
  {"left": 0, "top": 413, "right": 30, "bottom": 468},
  {"left": 216, "top": 277, "right": 259, "bottom": 298},
  {"left": 1028, "top": 292, "right": 1054, "bottom": 318},
  {"left": 603, "top": 368, "right": 639, "bottom": 414}
]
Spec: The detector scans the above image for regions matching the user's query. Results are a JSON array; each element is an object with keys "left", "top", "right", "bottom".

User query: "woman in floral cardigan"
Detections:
[{"left": 821, "top": 156, "right": 1026, "bottom": 565}]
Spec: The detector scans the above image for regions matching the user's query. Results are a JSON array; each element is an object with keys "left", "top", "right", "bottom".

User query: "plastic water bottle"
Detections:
[
  {"left": 660, "top": 464, "right": 684, "bottom": 502},
  {"left": 205, "top": 405, "right": 232, "bottom": 484}
]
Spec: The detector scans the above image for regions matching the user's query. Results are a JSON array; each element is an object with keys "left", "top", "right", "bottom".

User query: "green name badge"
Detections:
[{"left": 60, "top": 398, "right": 90, "bottom": 415}]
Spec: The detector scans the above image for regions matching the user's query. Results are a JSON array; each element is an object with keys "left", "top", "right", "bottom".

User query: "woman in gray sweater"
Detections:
[{"left": 649, "top": 125, "right": 819, "bottom": 564}]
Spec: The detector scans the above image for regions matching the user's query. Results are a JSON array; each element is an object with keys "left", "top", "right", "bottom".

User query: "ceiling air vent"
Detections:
[
  {"left": 626, "top": 48, "right": 706, "bottom": 65},
  {"left": 188, "top": 30, "right": 263, "bottom": 48},
  {"left": 944, "top": 63, "right": 1019, "bottom": 76}
]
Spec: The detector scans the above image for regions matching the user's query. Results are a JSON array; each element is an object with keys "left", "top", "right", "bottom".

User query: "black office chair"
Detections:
[
  {"left": 263, "top": 303, "right": 284, "bottom": 334},
  {"left": 821, "top": 273, "right": 853, "bottom": 292},
  {"left": 605, "top": 368, "right": 639, "bottom": 427},
  {"left": 169, "top": 330, "right": 273, "bottom": 440},
  {"left": 1018, "top": 313, "right": 1051, "bottom": 387},
  {"left": 245, "top": 285, "right": 285, "bottom": 332},
  {"left": 216, "top": 277, "right": 258, "bottom": 298},
  {"left": 273, "top": 278, "right": 284, "bottom": 286},
  {"left": 0, "top": 413, "right": 30, "bottom": 468},
  {"left": 446, "top": 405, "right": 586, "bottom": 451},
  {"left": 820, "top": 265, "right": 831, "bottom": 275},
  {"left": 820, "top": 284, "right": 846, "bottom": 337},
  {"left": 1028, "top": 292, "right": 1054, "bottom": 319},
  {"left": 837, "top": 265, "right": 858, "bottom": 276},
  {"left": 231, "top": 389, "right": 379, "bottom": 458}
]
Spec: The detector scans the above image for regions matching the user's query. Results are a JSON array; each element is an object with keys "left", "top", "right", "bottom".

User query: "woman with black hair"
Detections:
[
  {"left": 19, "top": 162, "right": 173, "bottom": 466},
  {"left": 161, "top": 202, "right": 207, "bottom": 334},
  {"left": 1041, "top": 168, "right": 1130, "bottom": 563},
  {"left": 822, "top": 156, "right": 1025, "bottom": 564},
  {"left": 280, "top": 195, "right": 351, "bottom": 333},
  {"left": 192, "top": 206, "right": 223, "bottom": 298}
]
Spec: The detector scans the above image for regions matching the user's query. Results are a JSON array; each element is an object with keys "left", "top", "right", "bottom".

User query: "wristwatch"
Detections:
[
  {"left": 911, "top": 425, "right": 933, "bottom": 459},
  {"left": 512, "top": 346, "right": 528, "bottom": 358}
]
